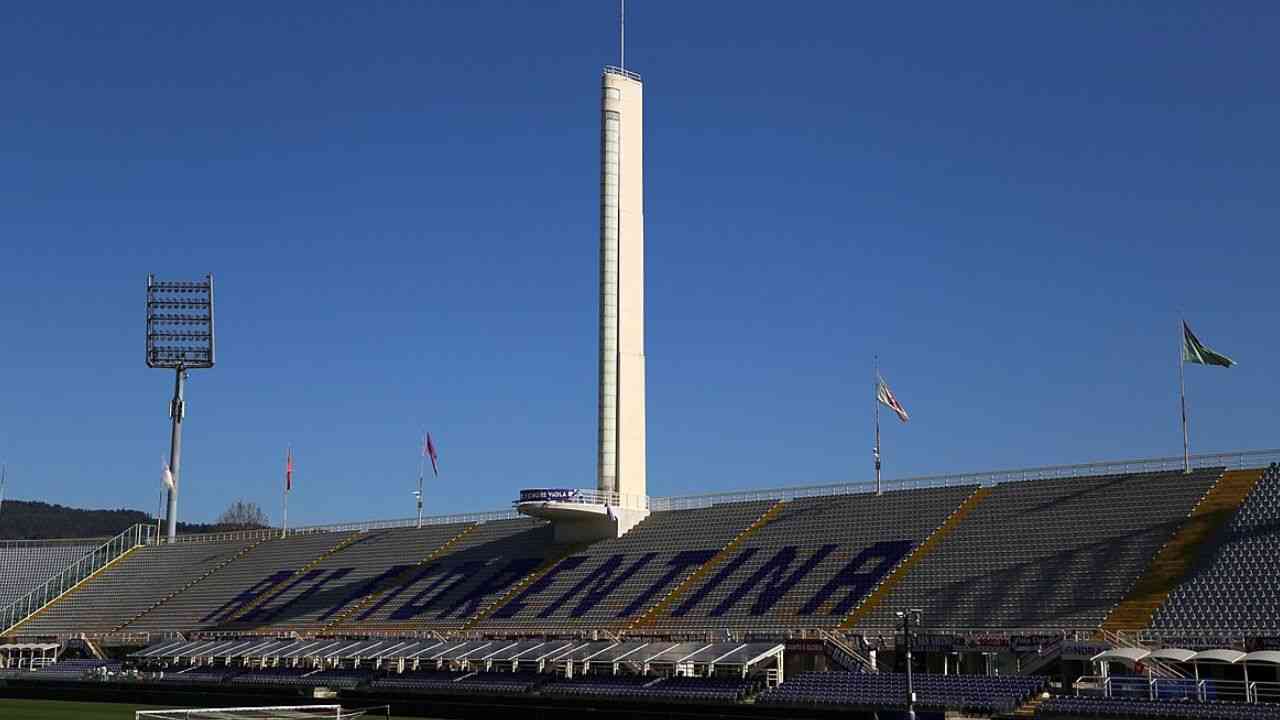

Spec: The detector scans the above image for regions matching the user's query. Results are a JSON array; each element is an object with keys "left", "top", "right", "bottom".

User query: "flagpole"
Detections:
[
  {"left": 416, "top": 432, "right": 426, "bottom": 529},
  {"left": 156, "top": 485, "right": 163, "bottom": 545},
  {"left": 283, "top": 446, "right": 291, "bottom": 539},
  {"left": 1179, "top": 318, "right": 1190, "bottom": 474},
  {"left": 874, "top": 356, "right": 882, "bottom": 496}
]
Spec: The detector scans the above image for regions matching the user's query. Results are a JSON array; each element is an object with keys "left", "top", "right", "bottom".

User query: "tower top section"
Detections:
[{"left": 603, "top": 65, "right": 642, "bottom": 82}]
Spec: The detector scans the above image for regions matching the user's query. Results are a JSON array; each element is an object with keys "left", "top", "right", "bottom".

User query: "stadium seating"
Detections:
[
  {"left": 475, "top": 501, "right": 776, "bottom": 630},
  {"left": 369, "top": 669, "right": 546, "bottom": 695},
  {"left": 152, "top": 666, "right": 239, "bottom": 685},
  {"left": 647, "top": 486, "right": 977, "bottom": 629},
  {"left": 125, "top": 530, "right": 357, "bottom": 633},
  {"left": 854, "top": 469, "right": 1222, "bottom": 629},
  {"left": 1038, "top": 695, "right": 1276, "bottom": 720},
  {"left": 757, "top": 670, "right": 1044, "bottom": 714},
  {"left": 337, "top": 517, "right": 560, "bottom": 632},
  {"left": 31, "top": 659, "right": 120, "bottom": 680},
  {"left": 0, "top": 540, "right": 101, "bottom": 607},
  {"left": 16, "top": 540, "right": 256, "bottom": 635},
  {"left": 1151, "top": 464, "right": 1280, "bottom": 632},
  {"left": 541, "top": 674, "right": 759, "bottom": 703},
  {"left": 538, "top": 674, "right": 658, "bottom": 699},
  {"left": 231, "top": 524, "right": 475, "bottom": 631},
  {"left": 369, "top": 670, "right": 471, "bottom": 693}
]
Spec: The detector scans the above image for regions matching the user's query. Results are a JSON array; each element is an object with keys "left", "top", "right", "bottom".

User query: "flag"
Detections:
[
  {"left": 161, "top": 457, "right": 175, "bottom": 491},
  {"left": 1183, "top": 322, "right": 1235, "bottom": 368},
  {"left": 285, "top": 447, "right": 294, "bottom": 492},
  {"left": 425, "top": 433, "right": 439, "bottom": 477},
  {"left": 877, "top": 377, "right": 910, "bottom": 423}
]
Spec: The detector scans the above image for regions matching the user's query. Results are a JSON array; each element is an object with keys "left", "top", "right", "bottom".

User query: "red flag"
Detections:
[
  {"left": 425, "top": 433, "right": 439, "bottom": 477},
  {"left": 285, "top": 447, "right": 294, "bottom": 492}
]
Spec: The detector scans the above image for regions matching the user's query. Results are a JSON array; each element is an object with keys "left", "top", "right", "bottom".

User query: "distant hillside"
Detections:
[{"left": 0, "top": 500, "right": 233, "bottom": 540}]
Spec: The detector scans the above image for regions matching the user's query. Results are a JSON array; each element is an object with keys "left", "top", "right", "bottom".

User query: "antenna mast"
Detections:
[{"left": 620, "top": 0, "right": 625, "bottom": 70}]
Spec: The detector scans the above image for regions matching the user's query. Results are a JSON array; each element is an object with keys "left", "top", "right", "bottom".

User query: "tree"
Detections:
[{"left": 216, "top": 500, "right": 269, "bottom": 529}]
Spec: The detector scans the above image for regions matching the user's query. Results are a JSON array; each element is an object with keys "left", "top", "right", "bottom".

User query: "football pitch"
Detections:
[{"left": 0, "top": 699, "right": 417, "bottom": 719}]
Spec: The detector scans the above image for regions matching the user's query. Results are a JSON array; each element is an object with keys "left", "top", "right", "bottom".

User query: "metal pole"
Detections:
[
  {"left": 417, "top": 433, "right": 426, "bottom": 529},
  {"left": 165, "top": 367, "right": 186, "bottom": 542},
  {"left": 620, "top": 0, "right": 625, "bottom": 70},
  {"left": 905, "top": 611, "right": 915, "bottom": 720},
  {"left": 874, "top": 358, "right": 881, "bottom": 496},
  {"left": 1179, "top": 318, "right": 1190, "bottom": 473}
]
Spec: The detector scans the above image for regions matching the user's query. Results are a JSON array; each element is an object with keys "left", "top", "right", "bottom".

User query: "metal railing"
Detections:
[
  {"left": 164, "top": 510, "right": 521, "bottom": 545},
  {"left": 1077, "top": 674, "right": 1280, "bottom": 704},
  {"left": 649, "top": 447, "right": 1280, "bottom": 512},
  {"left": 126, "top": 446, "right": 1280, "bottom": 546},
  {"left": 514, "top": 488, "right": 650, "bottom": 512},
  {"left": 0, "top": 537, "right": 111, "bottom": 552},
  {"left": 1, "top": 524, "right": 154, "bottom": 636},
  {"left": 603, "top": 65, "right": 642, "bottom": 81}
]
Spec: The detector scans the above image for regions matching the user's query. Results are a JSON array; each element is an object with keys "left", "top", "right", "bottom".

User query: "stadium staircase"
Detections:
[
  {"left": 1, "top": 524, "right": 151, "bottom": 637},
  {"left": 220, "top": 530, "right": 363, "bottom": 628},
  {"left": 460, "top": 538, "right": 595, "bottom": 631},
  {"left": 623, "top": 499, "right": 787, "bottom": 631},
  {"left": 839, "top": 487, "right": 990, "bottom": 629},
  {"left": 111, "top": 535, "right": 273, "bottom": 633},
  {"left": 1101, "top": 468, "right": 1261, "bottom": 632},
  {"left": 1007, "top": 693, "right": 1047, "bottom": 718},
  {"left": 818, "top": 628, "right": 876, "bottom": 672},
  {"left": 321, "top": 523, "right": 478, "bottom": 632}
]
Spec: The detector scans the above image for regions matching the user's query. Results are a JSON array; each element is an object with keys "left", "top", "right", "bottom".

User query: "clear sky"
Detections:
[{"left": 1, "top": 2, "right": 1277, "bottom": 525}]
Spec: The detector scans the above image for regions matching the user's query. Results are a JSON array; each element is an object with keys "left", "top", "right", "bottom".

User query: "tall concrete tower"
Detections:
[{"left": 598, "top": 65, "right": 646, "bottom": 502}]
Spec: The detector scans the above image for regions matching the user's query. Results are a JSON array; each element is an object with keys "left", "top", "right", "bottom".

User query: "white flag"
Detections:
[
  {"left": 161, "top": 457, "right": 175, "bottom": 491},
  {"left": 877, "top": 377, "right": 910, "bottom": 423}
]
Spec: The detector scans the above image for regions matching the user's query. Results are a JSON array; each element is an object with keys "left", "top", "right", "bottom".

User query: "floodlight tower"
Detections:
[{"left": 146, "top": 274, "right": 215, "bottom": 542}]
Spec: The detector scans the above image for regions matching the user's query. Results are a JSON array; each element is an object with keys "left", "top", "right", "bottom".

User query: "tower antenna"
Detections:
[{"left": 620, "top": 0, "right": 625, "bottom": 70}]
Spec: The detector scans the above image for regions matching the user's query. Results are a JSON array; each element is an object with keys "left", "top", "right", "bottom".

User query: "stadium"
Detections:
[{"left": 3, "top": 5, "right": 1279, "bottom": 720}]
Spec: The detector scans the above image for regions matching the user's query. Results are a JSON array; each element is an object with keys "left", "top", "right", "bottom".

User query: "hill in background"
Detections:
[{"left": 0, "top": 500, "right": 238, "bottom": 540}]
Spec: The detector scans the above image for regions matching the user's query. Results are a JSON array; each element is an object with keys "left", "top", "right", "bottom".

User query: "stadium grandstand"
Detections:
[{"left": 2, "top": 452, "right": 1280, "bottom": 719}]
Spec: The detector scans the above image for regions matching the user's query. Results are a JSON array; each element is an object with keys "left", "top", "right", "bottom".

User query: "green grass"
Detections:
[{"left": 0, "top": 698, "right": 416, "bottom": 719}]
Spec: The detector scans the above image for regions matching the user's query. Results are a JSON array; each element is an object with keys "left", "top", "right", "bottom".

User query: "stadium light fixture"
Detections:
[{"left": 147, "top": 274, "right": 215, "bottom": 542}]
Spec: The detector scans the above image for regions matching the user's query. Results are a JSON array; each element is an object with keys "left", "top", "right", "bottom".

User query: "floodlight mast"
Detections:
[{"left": 146, "top": 274, "right": 215, "bottom": 542}]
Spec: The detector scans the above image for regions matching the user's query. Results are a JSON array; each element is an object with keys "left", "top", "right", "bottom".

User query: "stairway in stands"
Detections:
[
  {"left": 321, "top": 524, "right": 478, "bottom": 632},
  {"left": 840, "top": 487, "right": 990, "bottom": 629},
  {"left": 113, "top": 536, "right": 271, "bottom": 633},
  {"left": 624, "top": 500, "right": 787, "bottom": 631},
  {"left": 1101, "top": 468, "right": 1261, "bottom": 632},
  {"left": 1007, "top": 693, "right": 1047, "bottom": 718}
]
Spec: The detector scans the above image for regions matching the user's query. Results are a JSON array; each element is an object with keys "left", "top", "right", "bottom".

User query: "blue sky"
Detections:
[{"left": 1, "top": 2, "right": 1277, "bottom": 525}]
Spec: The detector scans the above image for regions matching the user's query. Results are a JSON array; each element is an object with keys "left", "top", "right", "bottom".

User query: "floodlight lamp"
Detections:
[{"left": 147, "top": 274, "right": 215, "bottom": 370}]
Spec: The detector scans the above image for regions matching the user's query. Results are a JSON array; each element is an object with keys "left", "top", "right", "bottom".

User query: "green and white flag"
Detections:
[{"left": 1182, "top": 321, "right": 1235, "bottom": 368}]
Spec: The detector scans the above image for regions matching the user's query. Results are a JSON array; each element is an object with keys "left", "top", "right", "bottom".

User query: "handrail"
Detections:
[
  {"left": 1, "top": 523, "right": 154, "bottom": 636},
  {"left": 648, "top": 447, "right": 1280, "bottom": 512},
  {"left": 164, "top": 510, "right": 521, "bottom": 544},
  {"left": 18, "top": 448, "right": 1277, "bottom": 547},
  {"left": 603, "top": 65, "right": 642, "bottom": 81},
  {"left": 514, "top": 488, "right": 649, "bottom": 512},
  {"left": 1075, "top": 674, "right": 1278, "bottom": 704},
  {"left": 0, "top": 537, "right": 112, "bottom": 551}
]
